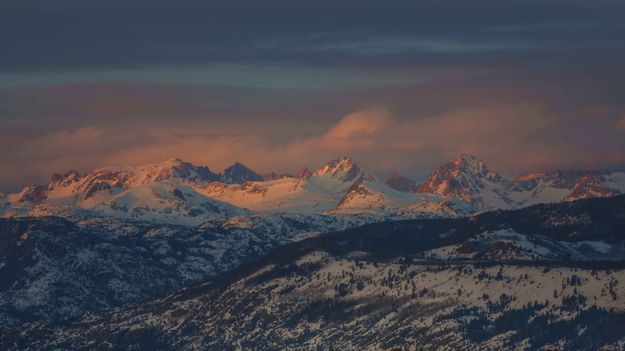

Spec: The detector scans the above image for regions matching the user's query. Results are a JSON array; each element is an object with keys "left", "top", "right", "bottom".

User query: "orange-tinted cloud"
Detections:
[
  {"left": 322, "top": 107, "right": 392, "bottom": 142},
  {"left": 2, "top": 103, "right": 625, "bottom": 191},
  {"left": 614, "top": 116, "right": 625, "bottom": 130}
]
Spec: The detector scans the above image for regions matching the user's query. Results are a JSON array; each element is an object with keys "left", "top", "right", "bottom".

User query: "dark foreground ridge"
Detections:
[
  {"left": 163, "top": 194, "right": 625, "bottom": 302},
  {"left": 2, "top": 195, "right": 625, "bottom": 350}
]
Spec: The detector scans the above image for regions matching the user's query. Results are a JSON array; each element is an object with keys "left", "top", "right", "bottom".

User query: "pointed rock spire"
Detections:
[
  {"left": 417, "top": 154, "right": 508, "bottom": 205},
  {"left": 313, "top": 157, "right": 376, "bottom": 182},
  {"left": 296, "top": 167, "right": 312, "bottom": 180},
  {"left": 221, "top": 162, "right": 265, "bottom": 184}
]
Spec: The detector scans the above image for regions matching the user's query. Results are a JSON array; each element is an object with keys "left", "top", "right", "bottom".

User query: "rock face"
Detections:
[
  {"left": 16, "top": 185, "right": 47, "bottom": 205},
  {"left": 296, "top": 167, "right": 313, "bottom": 180},
  {"left": 385, "top": 172, "right": 417, "bottom": 192},
  {"left": 220, "top": 162, "right": 265, "bottom": 184},
  {"left": 263, "top": 172, "right": 293, "bottom": 180},
  {"left": 417, "top": 154, "right": 512, "bottom": 208},
  {"left": 0, "top": 156, "right": 466, "bottom": 222},
  {"left": 564, "top": 173, "right": 622, "bottom": 201},
  {"left": 313, "top": 156, "right": 377, "bottom": 183},
  {"left": 2, "top": 155, "right": 625, "bottom": 224},
  {"left": 511, "top": 170, "right": 625, "bottom": 205},
  {"left": 4, "top": 195, "right": 625, "bottom": 351},
  {"left": 417, "top": 155, "right": 625, "bottom": 209}
]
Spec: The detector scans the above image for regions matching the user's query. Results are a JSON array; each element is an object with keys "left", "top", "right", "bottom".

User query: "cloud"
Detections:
[
  {"left": 323, "top": 107, "right": 391, "bottom": 140},
  {"left": 2, "top": 1, "right": 625, "bottom": 72},
  {"left": 273, "top": 104, "right": 559, "bottom": 172},
  {"left": 2, "top": 103, "right": 625, "bottom": 191},
  {"left": 614, "top": 116, "right": 625, "bottom": 130},
  {"left": 2, "top": 2, "right": 625, "bottom": 191},
  {"left": 276, "top": 104, "right": 625, "bottom": 175}
]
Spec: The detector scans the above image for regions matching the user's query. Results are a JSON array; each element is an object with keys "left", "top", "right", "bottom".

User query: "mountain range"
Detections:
[
  {"left": 3, "top": 195, "right": 625, "bottom": 350},
  {"left": 2, "top": 154, "right": 624, "bottom": 225},
  {"left": 1, "top": 154, "right": 625, "bottom": 350}
]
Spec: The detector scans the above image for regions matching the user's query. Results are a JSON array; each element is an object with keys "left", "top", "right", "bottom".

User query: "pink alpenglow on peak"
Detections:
[
  {"left": 417, "top": 154, "right": 509, "bottom": 206},
  {"left": 1, "top": 155, "right": 625, "bottom": 223},
  {"left": 296, "top": 168, "right": 313, "bottom": 180},
  {"left": 313, "top": 157, "right": 377, "bottom": 183}
]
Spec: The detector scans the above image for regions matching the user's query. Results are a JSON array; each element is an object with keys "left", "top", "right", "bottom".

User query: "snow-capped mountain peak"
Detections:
[
  {"left": 296, "top": 167, "right": 312, "bottom": 180},
  {"left": 50, "top": 170, "right": 81, "bottom": 186},
  {"left": 13, "top": 185, "right": 47, "bottom": 204},
  {"left": 312, "top": 156, "right": 377, "bottom": 183},
  {"left": 77, "top": 158, "right": 218, "bottom": 190},
  {"left": 417, "top": 154, "right": 511, "bottom": 208},
  {"left": 221, "top": 162, "right": 265, "bottom": 184},
  {"left": 564, "top": 172, "right": 623, "bottom": 201},
  {"left": 136, "top": 158, "right": 220, "bottom": 184},
  {"left": 2, "top": 155, "right": 624, "bottom": 223},
  {"left": 417, "top": 155, "right": 625, "bottom": 209},
  {"left": 451, "top": 153, "right": 492, "bottom": 177}
]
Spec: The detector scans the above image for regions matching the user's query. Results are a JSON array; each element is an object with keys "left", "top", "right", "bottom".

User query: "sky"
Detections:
[{"left": 1, "top": 0, "right": 625, "bottom": 191}]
